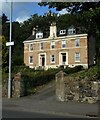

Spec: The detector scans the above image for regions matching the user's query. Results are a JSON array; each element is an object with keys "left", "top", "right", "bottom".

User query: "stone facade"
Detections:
[
  {"left": 24, "top": 36, "right": 88, "bottom": 69},
  {"left": 2, "top": 73, "right": 25, "bottom": 98},
  {"left": 56, "top": 71, "right": 100, "bottom": 103},
  {"left": 23, "top": 24, "right": 95, "bottom": 70}
]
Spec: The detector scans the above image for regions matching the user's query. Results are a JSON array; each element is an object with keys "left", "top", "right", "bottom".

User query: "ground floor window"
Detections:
[
  {"left": 29, "top": 56, "right": 33, "bottom": 64},
  {"left": 51, "top": 55, "right": 55, "bottom": 63},
  {"left": 75, "top": 52, "right": 80, "bottom": 62}
]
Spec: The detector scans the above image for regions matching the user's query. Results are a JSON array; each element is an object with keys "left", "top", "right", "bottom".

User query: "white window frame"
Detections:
[
  {"left": 51, "top": 41, "right": 55, "bottom": 49},
  {"left": 60, "top": 30, "right": 66, "bottom": 35},
  {"left": 75, "top": 52, "right": 80, "bottom": 62},
  {"left": 29, "top": 56, "right": 33, "bottom": 64},
  {"left": 68, "top": 29, "right": 73, "bottom": 35},
  {"left": 68, "top": 28, "right": 76, "bottom": 35},
  {"left": 29, "top": 43, "right": 33, "bottom": 51},
  {"left": 75, "top": 38, "right": 80, "bottom": 47},
  {"left": 40, "top": 42, "right": 44, "bottom": 50},
  {"left": 62, "top": 40, "right": 66, "bottom": 48},
  {"left": 36, "top": 32, "right": 43, "bottom": 39},
  {"left": 50, "top": 55, "right": 55, "bottom": 63}
]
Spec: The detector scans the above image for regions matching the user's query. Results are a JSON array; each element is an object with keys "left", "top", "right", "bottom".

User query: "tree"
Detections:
[
  {"left": 0, "top": 36, "right": 2, "bottom": 68},
  {"left": 38, "top": 2, "right": 100, "bottom": 13},
  {"left": 2, "top": 13, "right": 9, "bottom": 24},
  {"left": 2, "top": 14, "right": 10, "bottom": 42},
  {"left": 77, "top": 7, "right": 100, "bottom": 54},
  {"left": 2, "top": 36, "right": 9, "bottom": 72},
  {"left": 11, "top": 22, "right": 24, "bottom": 67},
  {"left": 1, "top": 14, "right": 9, "bottom": 72}
]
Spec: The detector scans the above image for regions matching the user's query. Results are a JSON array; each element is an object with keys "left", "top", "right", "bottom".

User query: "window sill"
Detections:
[
  {"left": 29, "top": 50, "right": 33, "bottom": 52},
  {"left": 51, "top": 62, "right": 55, "bottom": 64},
  {"left": 75, "top": 61, "right": 80, "bottom": 63},
  {"left": 50, "top": 48, "right": 55, "bottom": 50},
  {"left": 29, "top": 63, "right": 33, "bottom": 64},
  {"left": 61, "top": 47, "right": 66, "bottom": 49}
]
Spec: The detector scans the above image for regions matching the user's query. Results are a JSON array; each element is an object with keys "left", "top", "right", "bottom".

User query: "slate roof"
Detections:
[
  {"left": 26, "top": 35, "right": 36, "bottom": 40},
  {"left": 25, "top": 26, "right": 87, "bottom": 41},
  {"left": 25, "top": 31, "right": 50, "bottom": 41}
]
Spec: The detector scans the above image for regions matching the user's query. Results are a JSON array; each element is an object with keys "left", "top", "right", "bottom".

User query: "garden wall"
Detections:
[
  {"left": 56, "top": 71, "right": 100, "bottom": 103},
  {"left": 2, "top": 73, "right": 25, "bottom": 98}
]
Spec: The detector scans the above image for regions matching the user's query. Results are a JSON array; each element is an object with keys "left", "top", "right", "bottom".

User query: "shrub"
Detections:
[
  {"left": 19, "top": 67, "right": 60, "bottom": 95},
  {"left": 10, "top": 65, "right": 83, "bottom": 95},
  {"left": 63, "top": 65, "right": 83, "bottom": 74}
]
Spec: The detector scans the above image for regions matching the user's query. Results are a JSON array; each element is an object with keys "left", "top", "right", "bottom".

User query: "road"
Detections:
[
  {"left": 2, "top": 109, "right": 75, "bottom": 118},
  {"left": 2, "top": 81, "right": 99, "bottom": 119},
  {"left": 3, "top": 108, "right": 98, "bottom": 119}
]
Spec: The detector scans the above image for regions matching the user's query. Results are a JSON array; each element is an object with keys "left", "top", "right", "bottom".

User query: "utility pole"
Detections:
[{"left": 6, "top": 0, "right": 14, "bottom": 98}]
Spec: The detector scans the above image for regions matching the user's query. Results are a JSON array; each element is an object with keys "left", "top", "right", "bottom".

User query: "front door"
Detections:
[
  {"left": 62, "top": 53, "right": 66, "bottom": 65},
  {"left": 39, "top": 54, "right": 45, "bottom": 67},
  {"left": 41, "top": 55, "right": 45, "bottom": 66},
  {"left": 59, "top": 52, "right": 68, "bottom": 66}
]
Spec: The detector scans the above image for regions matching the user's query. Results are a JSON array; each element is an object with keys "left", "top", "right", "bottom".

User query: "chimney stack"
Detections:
[
  {"left": 49, "top": 22, "right": 57, "bottom": 38},
  {"left": 32, "top": 27, "right": 36, "bottom": 35}
]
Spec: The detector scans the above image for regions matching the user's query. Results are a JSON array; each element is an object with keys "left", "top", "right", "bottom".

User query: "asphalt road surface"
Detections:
[
  {"left": 2, "top": 109, "right": 74, "bottom": 118},
  {"left": 2, "top": 108, "right": 98, "bottom": 119}
]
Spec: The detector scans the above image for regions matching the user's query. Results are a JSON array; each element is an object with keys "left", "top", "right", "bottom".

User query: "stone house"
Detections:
[{"left": 23, "top": 22, "right": 95, "bottom": 70}]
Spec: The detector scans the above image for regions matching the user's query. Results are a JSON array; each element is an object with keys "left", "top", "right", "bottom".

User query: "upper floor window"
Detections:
[
  {"left": 68, "top": 27, "right": 76, "bottom": 35},
  {"left": 75, "top": 38, "right": 80, "bottom": 47},
  {"left": 36, "top": 32, "right": 43, "bottom": 39},
  {"left": 75, "top": 52, "right": 80, "bottom": 62},
  {"left": 62, "top": 40, "right": 66, "bottom": 48},
  {"left": 60, "top": 30, "right": 66, "bottom": 35},
  {"left": 29, "top": 56, "right": 33, "bottom": 64},
  {"left": 51, "top": 41, "right": 55, "bottom": 49},
  {"left": 29, "top": 44, "right": 33, "bottom": 51},
  {"left": 40, "top": 42, "right": 44, "bottom": 50},
  {"left": 51, "top": 55, "right": 55, "bottom": 63}
]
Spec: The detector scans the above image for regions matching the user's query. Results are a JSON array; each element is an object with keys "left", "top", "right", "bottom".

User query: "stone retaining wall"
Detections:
[
  {"left": 56, "top": 71, "right": 100, "bottom": 103},
  {"left": 2, "top": 79, "right": 8, "bottom": 97},
  {"left": 2, "top": 73, "right": 25, "bottom": 98}
]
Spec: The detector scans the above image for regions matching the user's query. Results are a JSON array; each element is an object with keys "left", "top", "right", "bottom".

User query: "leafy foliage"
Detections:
[
  {"left": 2, "top": 36, "right": 9, "bottom": 72},
  {"left": 11, "top": 65, "right": 83, "bottom": 95},
  {"left": 1, "top": 13, "right": 9, "bottom": 24},
  {"left": 38, "top": 2, "right": 100, "bottom": 13},
  {"left": 71, "top": 65, "right": 98, "bottom": 79}
]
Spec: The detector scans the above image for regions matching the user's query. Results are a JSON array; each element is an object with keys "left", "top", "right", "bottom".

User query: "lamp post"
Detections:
[{"left": 6, "top": 0, "right": 14, "bottom": 98}]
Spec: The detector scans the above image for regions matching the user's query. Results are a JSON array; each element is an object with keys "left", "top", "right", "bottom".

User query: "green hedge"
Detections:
[
  {"left": 63, "top": 65, "right": 83, "bottom": 74},
  {"left": 9, "top": 65, "right": 83, "bottom": 95},
  {"left": 20, "top": 67, "right": 60, "bottom": 95}
]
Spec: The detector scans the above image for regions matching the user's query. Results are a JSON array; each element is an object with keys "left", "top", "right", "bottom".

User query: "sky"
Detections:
[{"left": 1, "top": 1, "right": 69, "bottom": 23}]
